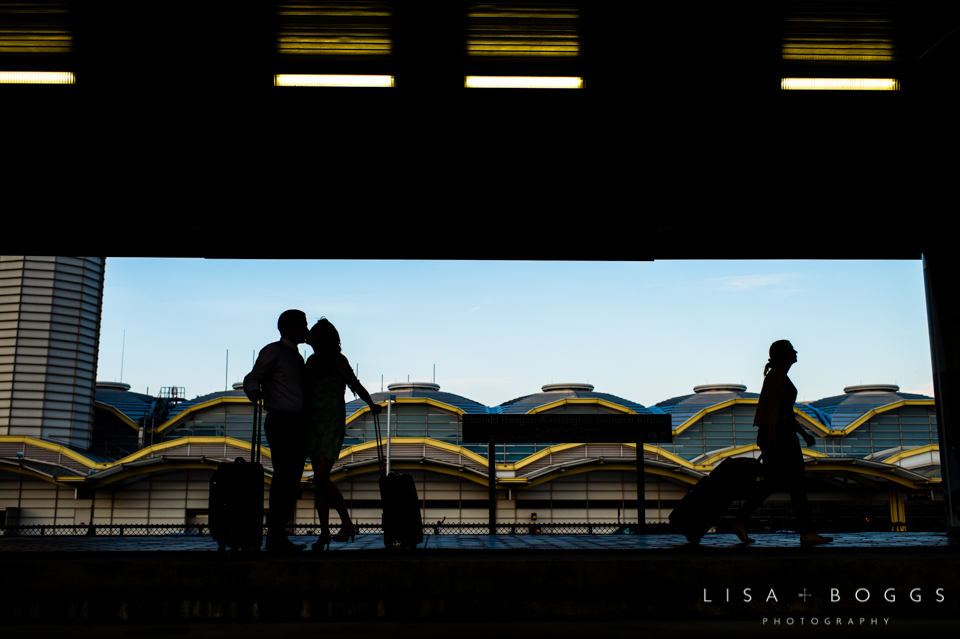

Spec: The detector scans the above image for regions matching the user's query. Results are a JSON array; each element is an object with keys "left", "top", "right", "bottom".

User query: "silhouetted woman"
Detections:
[
  {"left": 731, "top": 340, "right": 833, "bottom": 545},
  {"left": 303, "top": 318, "right": 382, "bottom": 551}
]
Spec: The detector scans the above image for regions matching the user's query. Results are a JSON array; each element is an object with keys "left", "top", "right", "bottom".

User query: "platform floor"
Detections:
[
  {"left": 1, "top": 531, "right": 958, "bottom": 552},
  {"left": 4, "top": 532, "right": 959, "bottom": 635}
]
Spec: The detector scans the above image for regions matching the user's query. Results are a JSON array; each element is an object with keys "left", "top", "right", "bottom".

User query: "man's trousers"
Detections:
[{"left": 263, "top": 410, "right": 308, "bottom": 538}]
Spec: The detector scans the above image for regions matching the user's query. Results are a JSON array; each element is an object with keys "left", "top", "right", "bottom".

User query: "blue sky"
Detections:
[{"left": 96, "top": 259, "right": 934, "bottom": 408}]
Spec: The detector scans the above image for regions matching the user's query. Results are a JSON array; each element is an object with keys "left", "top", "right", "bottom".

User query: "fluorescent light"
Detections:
[
  {"left": 274, "top": 74, "right": 394, "bottom": 87},
  {"left": 782, "top": 55, "right": 894, "bottom": 62},
  {"left": 465, "top": 76, "right": 583, "bottom": 89},
  {"left": 781, "top": 78, "right": 899, "bottom": 91},
  {"left": 0, "top": 71, "right": 74, "bottom": 85}
]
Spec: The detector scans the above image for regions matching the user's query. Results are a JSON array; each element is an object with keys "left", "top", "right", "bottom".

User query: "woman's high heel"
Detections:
[
  {"left": 732, "top": 522, "right": 755, "bottom": 544},
  {"left": 312, "top": 533, "right": 331, "bottom": 551},
  {"left": 331, "top": 521, "right": 356, "bottom": 543}
]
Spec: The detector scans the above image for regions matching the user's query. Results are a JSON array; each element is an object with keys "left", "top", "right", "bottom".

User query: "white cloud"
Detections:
[{"left": 705, "top": 274, "right": 802, "bottom": 292}]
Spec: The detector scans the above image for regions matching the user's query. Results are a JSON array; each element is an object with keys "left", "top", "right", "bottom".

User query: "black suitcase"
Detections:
[
  {"left": 208, "top": 399, "right": 265, "bottom": 552},
  {"left": 374, "top": 411, "right": 423, "bottom": 549},
  {"left": 669, "top": 457, "right": 764, "bottom": 544}
]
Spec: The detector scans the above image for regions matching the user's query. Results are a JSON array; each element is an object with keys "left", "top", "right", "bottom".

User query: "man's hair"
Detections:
[{"left": 278, "top": 309, "right": 306, "bottom": 335}]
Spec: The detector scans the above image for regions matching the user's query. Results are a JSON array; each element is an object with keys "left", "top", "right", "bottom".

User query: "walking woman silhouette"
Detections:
[{"left": 731, "top": 340, "right": 833, "bottom": 545}]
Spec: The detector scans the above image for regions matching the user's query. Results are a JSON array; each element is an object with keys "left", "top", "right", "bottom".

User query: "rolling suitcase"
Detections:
[
  {"left": 669, "top": 456, "right": 765, "bottom": 544},
  {"left": 208, "top": 398, "right": 265, "bottom": 552},
  {"left": 374, "top": 410, "right": 423, "bottom": 549}
]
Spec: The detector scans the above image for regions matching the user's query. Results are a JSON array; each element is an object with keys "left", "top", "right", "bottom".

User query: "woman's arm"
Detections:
[
  {"left": 354, "top": 383, "right": 382, "bottom": 415},
  {"left": 795, "top": 420, "right": 815, "bottom": 447},
  {"left": 339, "top": 355, "right": 382, "bottom": 415}
]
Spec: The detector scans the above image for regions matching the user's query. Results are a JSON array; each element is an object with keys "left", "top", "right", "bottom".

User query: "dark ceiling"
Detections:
[{"left": 2, "top": 2, "right": 956, "bottom": 259}]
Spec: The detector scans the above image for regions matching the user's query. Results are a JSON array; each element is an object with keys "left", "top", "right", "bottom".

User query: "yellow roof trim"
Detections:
[
  {"left": 92, "top": 460, "right": 224, "bottom": 487},
  {"left": 672, "top": 398, "right": 830, "bottom": 436},
  {"left": 526, "top": 398, "right": 638, "bottom": 415},
  {"left": 0, "top": 462, "right": 83, "bottom": 487},
  {"left": 513, "top": 442, "right": 594, "bottom": 469},
  {"left": 804, "top": 463, "right": 935, "bottom": 489},
  {"left": 337, "top": 437, "right": 489, "bottom": 466},
  {"left": 112, "top": 436, "right": 274, "bottom": 464},
  {"left": 882, "top": 444, "right": 939, "bottom": 465},
  {"left": 345, "top": 398, "right": 467, "bottom": 425},
  {"left": 698, "top": 444, "right": 828, "bottom": 469},
  {"left": 521, "top": 461, "right": 698, "bottom": 488},
  {"left": 672, "top": 398, "right": 741, "bottom": 435},
  {"left": 834, "top": 400, "right": 937, "bottom": 436},
  {"left": 523, "top": 462, "right": 638, "bottom": 487},
  {"left": 511, "top": 442, "right": 696, "bottom": 471},
  {"left": 152, "top": 395, "right": 470, "bottom": 432},
  {"left": 0, "top": 435, "right": 278, "bottom": 474},
  {"left": 641, "top": 444, "right": 700, "bottom": 470},
  {"left": 94, "top": 401, "right": 141, "bottom": 432},
  {"left": 329, "top": 460, "right": 491, "bottom": 486},
  {"left": 0, "top": 435, "right": 106, "bottom": 469},
  {"left": 696, "top": 444, "right": 829, "bottom": 470},
  {"left": 155, "top": 396, "right": 253, "bottom": 434}
]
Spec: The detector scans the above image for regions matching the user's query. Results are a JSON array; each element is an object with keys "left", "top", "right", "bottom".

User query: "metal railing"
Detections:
[
  {"left": 0, "top": 522, "right": 650, "bottom": 537},
  {"left": 3, "top": 517, "right": 933, "bottom": 538}
]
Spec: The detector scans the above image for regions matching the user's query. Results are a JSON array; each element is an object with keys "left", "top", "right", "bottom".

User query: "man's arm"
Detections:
[{"left": 243, "top": 346, "right": 274, "bottom": 403}]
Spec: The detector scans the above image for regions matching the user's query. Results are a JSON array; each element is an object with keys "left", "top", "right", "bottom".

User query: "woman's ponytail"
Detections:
[{"left": 765, "top": 340, "right": 793, "bottom": 377}]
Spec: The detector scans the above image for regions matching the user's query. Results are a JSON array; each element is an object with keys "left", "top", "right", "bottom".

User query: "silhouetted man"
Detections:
[{"left": 244, "top": 309, "right": 309, "bottom": 554}]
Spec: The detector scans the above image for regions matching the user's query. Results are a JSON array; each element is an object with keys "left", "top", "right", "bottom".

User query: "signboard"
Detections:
[{"left": 462, "top": 414, "right": 672, "bottom": 444}]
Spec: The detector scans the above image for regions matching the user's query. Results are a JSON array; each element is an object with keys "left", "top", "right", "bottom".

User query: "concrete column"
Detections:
[{"left": 922, "top": 253, "right": 960, "bottom": 533}]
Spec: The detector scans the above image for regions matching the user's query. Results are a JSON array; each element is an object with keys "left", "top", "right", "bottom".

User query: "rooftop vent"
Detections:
[
  {"left": 693, "top": 384, "right": 747, "bottom": 394},
  {"left": 387, "top": 382, "right": 440, "bottom": 392},
  {"left": 843, "top": 384, "right": 900, "bottom": 394},
  {"left": 541, "top": 383, "right": 594, "bottom": 393},
  {"left": 232, "top": 382, "right": 244, "bottom": 391},
  {"left": 96, "top": 381, "right": 130, "bottom": 391}
]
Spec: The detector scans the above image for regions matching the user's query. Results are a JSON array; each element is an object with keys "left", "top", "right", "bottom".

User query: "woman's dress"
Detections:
[
  {"left": 303, "top": 352, "right": 360, "bottom": 462},
  {"left": 739, "top": 367, "right": 811, "bottom": 533}
]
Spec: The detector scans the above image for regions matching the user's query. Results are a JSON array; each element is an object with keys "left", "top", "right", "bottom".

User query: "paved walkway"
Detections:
[{"left": 2, "top": 531, "right": 957, "bottom": 552}]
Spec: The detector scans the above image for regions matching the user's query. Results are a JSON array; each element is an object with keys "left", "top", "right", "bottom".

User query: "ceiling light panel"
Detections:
[
  {"left": 0, "top": 1, "right": 72, "bottom": 55},
  {"left": 276, "top": 1, "right": 392, "bottom": 56},
  {"left": 467, "top": 2, "right": 580, "bottom": 57},
  {"left": 782, "top": 1, "right": 897, "bottom": 63}
]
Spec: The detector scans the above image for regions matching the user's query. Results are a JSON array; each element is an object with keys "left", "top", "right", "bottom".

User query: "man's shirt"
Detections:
[{"left": 243, "top": 337, "right": 305, "bottom": 412}]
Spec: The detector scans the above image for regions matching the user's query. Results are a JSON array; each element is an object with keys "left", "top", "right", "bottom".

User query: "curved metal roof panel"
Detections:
[
  {"left": 654, "top": 390, "right": 760, "bottom": 426},
  {"left": 808, "top": 389, "right": 935, "bottom": 430},
  {"left": 165, "top": 389, "right": 247, "bottom": 419},
  {"left": 497, "top": 389, "right": 650, "bottom": 414},
  {"left": 94, "top": 389, "right": 154, "bottom": 423},
  {"left": 346, "top": 389, "right": 492, "bottom": 419}
]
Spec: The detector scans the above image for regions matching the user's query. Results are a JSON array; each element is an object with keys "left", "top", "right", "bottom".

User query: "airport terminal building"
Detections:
[
  {"left": 0, "top": 378, "right": 943, "bottom": 533},
  {"left": 0, "top": 255, "right": 945, "bottom": 534}
]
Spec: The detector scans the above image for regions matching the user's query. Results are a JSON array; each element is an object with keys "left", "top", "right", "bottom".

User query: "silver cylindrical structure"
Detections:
[{"left": 0, "top": 256, "right": 105, "bottom": 449}]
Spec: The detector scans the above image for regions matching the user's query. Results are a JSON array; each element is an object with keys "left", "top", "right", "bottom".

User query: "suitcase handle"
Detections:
[
  {"left": 373, "top": 411, "right": 386, "bottom": 478},
  {"left": 251, "top": 398, "right": 263, "bottom": 464}
]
